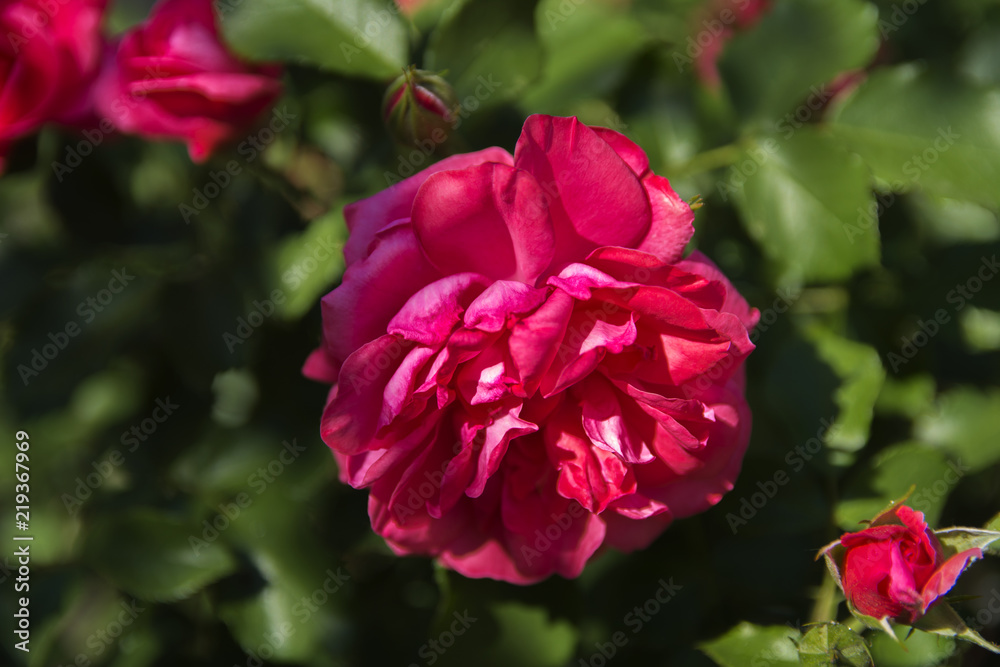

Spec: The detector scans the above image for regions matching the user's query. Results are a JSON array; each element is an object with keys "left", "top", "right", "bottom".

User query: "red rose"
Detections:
[
  {"left": 0, "top": 0, "right": 108, "bottom": 168},
  {"left": 304, "top": 114, "right": 758, "bottom": 583},
  {"left": 93, "top": 0, "right": 282, "bottom": 162},
  {"left": 825, "top": 505, "right": 982, "bottom": 623}
]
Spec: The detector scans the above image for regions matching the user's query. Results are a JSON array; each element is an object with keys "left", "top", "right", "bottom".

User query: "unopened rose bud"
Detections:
[{"left": 382, "top": 67, "right": 458, "bottom": 150}]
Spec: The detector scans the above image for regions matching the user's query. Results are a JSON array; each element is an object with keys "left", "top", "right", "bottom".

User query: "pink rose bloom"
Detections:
[
  {"left": 304, "top": 115, "right": 758, "bottom": 584},
  {"left": 93, "top": 0, "right": 282, "bottom": 162},
  {"left": 822, "top": 505, "right": 982, "bottom": 624},
  {"left": 0, "top": 0, "right": 108, "bottom": 169}
]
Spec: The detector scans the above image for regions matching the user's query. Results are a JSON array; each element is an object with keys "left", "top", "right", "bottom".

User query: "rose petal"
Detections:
[
  {"left": 343, "top": 146, "right": 514, "bottom": 266},
  {"left": 412, "top": 162, "right": 556, "bottom": 284},
  {"left": 514, "top": 115, "right": 651, "bottom": 265}
]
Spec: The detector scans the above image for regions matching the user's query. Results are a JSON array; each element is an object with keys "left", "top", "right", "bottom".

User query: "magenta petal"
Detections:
[
  {"left": 301, "top": 346, "right": 340, "bottom": 383},
  {"left": 466, "top": 406, "right": 538, "bottom": 498},
  {"left": 464, "top": 280, "right": 548, "bottom": 332},
  {"left": 545, "top": 414, "right": 636, "bottom": 514},
  {"left": 644, "top": 380, "right": 753, "bottom": 519},
  {"left": 678, "top": 250, "right": 760, "bottom": 331},
  {"left": 540, "top": 308, "right": 638, "bottom": 397},
  {"left": 387, "top": 273, "right": 490, "bottom": 346},
  {"left": 580, "top": 375, "right": 654, "bottom": 464},
  {"left": 636, "top": 174, "right": 696, "bottom": 264},
  {"left": 343, "top": 146, "right": 514, "bottom": 267},
  {"left": 887, "top": 541, "right": 922, "bottom": 611},
  {"left": 508, "top": 290, "right": 574, "bottom": 395},
  {"left": 412, "top": 162, "right": 555, "bottom": 283},
  {"left": 920, "top": 548, "right": 982, "bottom": 613},
  {"left": 129, "top": 72, "right": 281, "bottom": 102},
  {"left": 514, "top": 115, "right": 651, "bottom": 262},
  {"left": 590, "top": 126, "right": 650, "bottom": 176},
  {"left": 322, "top": 223, "right": 441, "bottom": 362},
  {"left": 320, "top": 335, "right": 414, "bottom": 455}
]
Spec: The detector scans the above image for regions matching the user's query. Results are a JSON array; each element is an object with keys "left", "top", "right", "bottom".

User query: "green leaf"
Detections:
[
  {"left": 913, "top": 602, "right": 1000, "bottom": 655},
  {"left": 835, "top": 442, "right": 951, "bottom": 531},
  {"left": 484, "top": 602, "right": 577, "bottom": 667},
  {"left": 986, "top": 513, "right": 1000, "bottom": 556},
  {"left": 798, "top": 622, "right": 873, "bottom": 667},
  {"left": 934, "top": 528, "right": 1000, "bottom": 558},
  {"left": 699, "top": 622, "right": 800, "bottom": 667},
  {"left": 219, "top": 0, "right": 409, "bottom": 80},
  {"left": 875, "top": 375, "right": 936, "bottom": 420},
  {"left": 829, "top": 65, "right": 1000, "bottom": 209},
  {"left": 271, "top": 206, "right": 347, "bottom": 320},
  {"left": 869, "top": 625, "right": 956, "bottom": 667},
  {"left": 914, "top": 386, "right": 1000, "bottom": 473},
  {"left": 959, "top": 23, "right": 1000, "bottom": 87},
  {"left": 217, "top": 495, "right": 351, "bottom": 662},
  {"left": 960, "top": 307, "right": 1000, "bottom": 353},
  {"left": 845, "top": 601, "right": 899, "bottom": 644},
  {"left": 908, "top": 193, "right": 1000, "bottom": 246},
  {"left": 425, "top": 0, "right": 541, "bottom": 110},
  {"left": 719, "top": 0, "right": 879, "bottom": 125},
  {"left": 519, "top": 0, "right": 648, "bottom": 114},
  {"left": 85, "top": 510, "right": 237, "bottom": 601},
  {"left": 808, "top": 326, "right": 886, "bottom": 453},
  {"left": 731, "top": 129, "right": 879, "bottom": 283}
]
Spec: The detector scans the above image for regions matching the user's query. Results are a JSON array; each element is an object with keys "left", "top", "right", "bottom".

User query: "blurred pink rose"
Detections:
[
  {"left": 94, "top": 0, "right": 282, "bottom": 162},
  {"left": 0, "top": 0, "right": 107, "bottom": 169},
  {"left": 304, "top": 114, "right": 758, "bottom": 583},
  {"left": 693, "top": 0, "right": 770, "bottom": 88}
]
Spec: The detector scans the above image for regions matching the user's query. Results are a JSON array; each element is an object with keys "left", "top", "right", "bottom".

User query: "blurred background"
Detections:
[{"left": 2, "top": 0, "right": 1000, "bottom": 665}]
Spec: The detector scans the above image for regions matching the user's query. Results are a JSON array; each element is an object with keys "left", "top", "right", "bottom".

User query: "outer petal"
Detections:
[
  {"left": 920, "top": 548, "right": 982, "bottom": 613},
  {"left": 343, "top": 146, "right": 514, "bottom": 266},
  {"left": 321, "top": 223, "right": 441, "bottom": 362},
  {"left": 514, "top": 115, "right": 650, "bottom": 266},
  {"left": 677, "top": 250, "right": 760, "bottom": 331}
]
